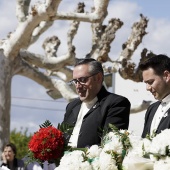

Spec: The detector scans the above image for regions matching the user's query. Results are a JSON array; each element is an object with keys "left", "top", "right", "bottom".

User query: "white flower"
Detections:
[
  {"left": 102, "top": 131, "right": 123, "bottom": 155},
  {"left": 123, "top": 155, "right": 154, "bottom": 170},
  {"left": 87, "top": 145, "right": 102, "bottom": 158},
  {"left": 124, "top": 139, "right": 144, "bottom": 164},
  {"left": 91, "top": 158, "right": 100, "bottom": 170},
  {"left": 103, "top": 140, "right": 123, "bottom": 155},
  {"left": 154, "top": 157, "right": 170, "bottom": 170},
  {"left": 103, "top": 132, "right": 118, "bottom": 144},
  {"left": 119, "top": 129, "right": 132, "bottom": 134},
  {"left": 127, "top": 134, "right": 143, "bottom": 157},
  {"left": 142, "top": 138, "right": 152, "bottom": 153},
  {"left": 79, "top": 161, "right": 93, "bottom": 170},
  {"left": 99, "top": 150, "right": 118, "bottom": 170},
  {"left": 55, "top": 150, "right": 92, "bottom": 170},
  {"left": 149, "top": 129, "right": 170, "bottom": 156}
]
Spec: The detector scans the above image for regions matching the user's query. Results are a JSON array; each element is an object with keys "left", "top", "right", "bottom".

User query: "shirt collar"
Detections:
[
  {"left": 162, "top": 94, "right": 170, "bottom": 104},
  {"left": 83, "top": 97, "right": 98, "bottom": 108}
]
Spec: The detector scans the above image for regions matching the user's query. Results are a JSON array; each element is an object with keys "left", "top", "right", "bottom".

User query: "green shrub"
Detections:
[{"left": 10, "top": 128, "right": 32, "bottom": 159}]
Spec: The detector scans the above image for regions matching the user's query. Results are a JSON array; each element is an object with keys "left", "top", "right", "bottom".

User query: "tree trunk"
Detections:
[{"left": 0, "top": 49, "right": 12, "bottom": 154}]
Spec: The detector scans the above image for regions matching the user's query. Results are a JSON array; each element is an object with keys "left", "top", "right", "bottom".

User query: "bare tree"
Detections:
[{"left": 0, "top": 0, "right": 152, "bottom": 153}]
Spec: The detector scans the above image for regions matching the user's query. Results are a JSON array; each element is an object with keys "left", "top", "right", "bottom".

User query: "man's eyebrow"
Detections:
[{"left": 143, "top": 79, "right": 153, "bottom": 83}]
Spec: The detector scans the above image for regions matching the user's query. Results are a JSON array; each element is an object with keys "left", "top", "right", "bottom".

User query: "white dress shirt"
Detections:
[
  {"left": 150, "top": 94, "right": 170, "bottom": 136},
  {"left": 68, "top": 97, "right": 98, "bottom": 148}
]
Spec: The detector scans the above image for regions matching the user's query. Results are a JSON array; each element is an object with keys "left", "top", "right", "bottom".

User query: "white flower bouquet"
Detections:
[
  {"left": 149, "top": 129, "right": 170, "bottom": 160},
  {"left": 53, "top": 126, "right": 170, "bottom": 170},
  {"left": 55, "top": 124, "right": 132, "bottom": 170}
]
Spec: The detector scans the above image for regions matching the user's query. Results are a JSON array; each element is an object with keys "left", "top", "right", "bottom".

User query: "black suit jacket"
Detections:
[
  {"left": 62, "top": 86, "right": 131, "bottom": 148},
  {"left": 142, "top": 101, "right": 170, "bottom": 138}
]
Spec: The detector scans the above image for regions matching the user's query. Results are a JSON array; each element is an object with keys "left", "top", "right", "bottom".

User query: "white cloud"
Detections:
[
  {"left": 0, "top": 1, "right": 17, "bottom": 38},
  {"left": 107, "top": 1, "right": 141, "bottom": 23},
  {"left": 144, "top": 18, "right": 170, "bottom": 55}
]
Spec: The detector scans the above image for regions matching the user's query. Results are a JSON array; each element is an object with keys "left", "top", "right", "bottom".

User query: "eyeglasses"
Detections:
[{"left": 69, "top": 72, "right": 99, "bottom": 85}]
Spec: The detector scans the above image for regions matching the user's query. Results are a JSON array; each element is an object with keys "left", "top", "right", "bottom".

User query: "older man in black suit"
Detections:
[
  {"left": 140, "top": 54, "right": 170, "bottom": 138},
  {"left": 62, "top": 58, "right": 131, "bottom": 148}
]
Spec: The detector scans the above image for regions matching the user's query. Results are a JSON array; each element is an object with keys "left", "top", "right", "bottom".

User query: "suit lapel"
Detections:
[
  {"left": 147, "top": 102, "right": 160, "bottom": 132},
  {"left": 71, "top": 100, "right": 100, "bottom": 122},
  {"left": 71, "top": 102, "right": 82, "bottom": 122},
  {"left": 71, "top": 86, "right": 108, "bottom": 120},
  {"left": 85, "top": 92, "right": 109, "bottom": 118},
  {"left": 84, "top": 101, "right": 100, "bottom": 117},
  {"left": 150, "top": 103, "right": 160, "bottom": 119}
]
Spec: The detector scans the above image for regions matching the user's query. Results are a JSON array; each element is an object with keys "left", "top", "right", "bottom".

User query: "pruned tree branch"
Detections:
[
  {"left": 16, "top": 0, "right": 31, "bottom": 22},
  {"left": 130, "top": 100, "right": 153, "bottom": 113}
]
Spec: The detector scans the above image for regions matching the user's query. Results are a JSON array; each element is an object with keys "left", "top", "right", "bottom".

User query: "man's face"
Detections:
[
  {"left": 142, "top": 68, "right": 169, "bottom": 100},
  {"left": 72, "top": 64, "right": 101, "bottom": 102}
]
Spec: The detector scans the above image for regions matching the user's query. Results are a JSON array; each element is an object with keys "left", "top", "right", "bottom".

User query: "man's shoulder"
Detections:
[
  {"left": 98, "top": 92, "right": 130, "bottom": 108},
  {"left": 109, "top": 92, "right": 127, "bottom": 98},
  {"left": 105, "top": 92, "right": 130, "bottom": 102},
  {"left": 69, "top": 98, "right": 80, "bottom": 104},
  {"left": 98, "top": 86, "right": 129, "bottom": 101},
  {"left": 66, "top": 98, "right": 81, "bottom": 109}
]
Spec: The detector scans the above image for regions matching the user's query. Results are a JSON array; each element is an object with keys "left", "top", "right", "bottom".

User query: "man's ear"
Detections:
[
  {"left": 164, "top": 70, "right": 170, "bottom": 82},
  {"left": 97, "top": 72, "right": 103, "bottom": 83}
]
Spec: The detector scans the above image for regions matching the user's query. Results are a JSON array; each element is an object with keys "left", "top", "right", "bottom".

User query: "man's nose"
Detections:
[{"left": 146, "top": 84, "right": 151, "bottom": 91}]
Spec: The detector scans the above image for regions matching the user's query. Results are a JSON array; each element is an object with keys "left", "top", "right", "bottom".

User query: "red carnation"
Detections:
[{"left": 28, "top": 126, "right": 64, "bottom": 161}]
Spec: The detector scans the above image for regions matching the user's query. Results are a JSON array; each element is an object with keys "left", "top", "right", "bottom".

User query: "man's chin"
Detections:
[
  {"left": 154, "top": 96, "right": 160, "bottom": 101},
  {"left": 79, "top": 95, "right": 86, "bottom": 101}
]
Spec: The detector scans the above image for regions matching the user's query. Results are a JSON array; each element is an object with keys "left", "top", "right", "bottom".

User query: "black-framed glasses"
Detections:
[{"left": 69, "top": 72, "right": 99, "bottom": 85}]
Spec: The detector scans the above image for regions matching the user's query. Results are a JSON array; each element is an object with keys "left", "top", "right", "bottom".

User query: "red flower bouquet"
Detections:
[{"left": 28, "top": 121, "right": 64, "bottom": 163}]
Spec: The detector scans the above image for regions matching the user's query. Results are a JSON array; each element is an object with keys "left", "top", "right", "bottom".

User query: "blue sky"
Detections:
[
  {"left": 1, "top": 0, "right": 170, "bottom": 135},
  {"left": 131, "top": 0, "right": 170, "bottom": 19}
]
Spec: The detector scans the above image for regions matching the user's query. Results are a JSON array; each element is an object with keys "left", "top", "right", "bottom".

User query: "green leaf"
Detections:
[
  {"left": 57, "top": 122, "right": 74, "bottom": 133},
  {"left": 39, "top": 120, "right": 53, "bottom": 128}
]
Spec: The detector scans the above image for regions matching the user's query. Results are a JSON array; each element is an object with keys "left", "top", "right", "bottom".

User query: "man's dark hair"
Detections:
[
  {"left": 75, "top": 58, "right": 104, "bottom": 76},
  {"left": 139, "top": 54, "right": 170, "bottom": 75}
]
